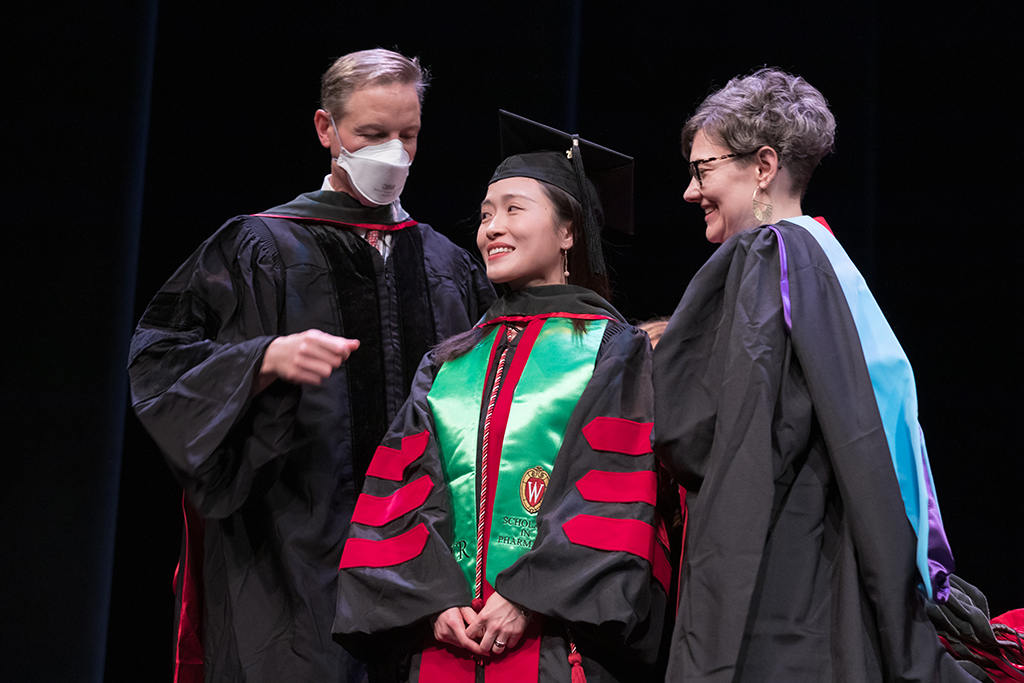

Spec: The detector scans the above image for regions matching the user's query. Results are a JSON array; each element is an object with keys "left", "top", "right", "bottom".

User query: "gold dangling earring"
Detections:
[
  {"left": 562, "top": 249, "right": 570, "bottom": 282},
  {"left": 752, "top": 184, "right": 773, "bottom": 223}
]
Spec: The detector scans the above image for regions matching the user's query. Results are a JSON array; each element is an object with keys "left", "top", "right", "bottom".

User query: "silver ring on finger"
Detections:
[{"left": 494, "top": 640, "right": 506, "bottom": 649}]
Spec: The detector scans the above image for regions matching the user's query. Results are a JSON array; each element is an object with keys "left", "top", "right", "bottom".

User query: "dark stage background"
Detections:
[{"left": 3, "top": 2, "right": 1020, "bottom": 681}]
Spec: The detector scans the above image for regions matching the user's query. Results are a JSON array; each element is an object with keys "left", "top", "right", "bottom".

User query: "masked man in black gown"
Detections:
[{"left": 128, "top": 48, "right": 495, "bottom": 683}]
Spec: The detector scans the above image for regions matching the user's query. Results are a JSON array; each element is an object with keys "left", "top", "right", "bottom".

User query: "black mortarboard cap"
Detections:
[{"left": 489, "top": 110, "right": 634, "bottom": 275}]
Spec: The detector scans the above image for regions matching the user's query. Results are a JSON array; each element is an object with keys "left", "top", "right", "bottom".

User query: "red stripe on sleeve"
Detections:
[
  {"left": 365, "top": 430, "right": 430, "bottom": 481},
  {"left": 480, "top": 319, "right": 545, "bottom": 576},
  {"left": 351, "top": 475, "right": 434, "bottom": 527},
  {"left": 582, "top": 417, "right": 653, "bottom": 455},
  {"left": 563, "top": 514, "right": 670, "bottom": 593},
  {"left": 338, "top": 523, "right": 430, "bottom": 569},
  {"left": 575, "top": 470, "right": 657, "bottom": 505}
]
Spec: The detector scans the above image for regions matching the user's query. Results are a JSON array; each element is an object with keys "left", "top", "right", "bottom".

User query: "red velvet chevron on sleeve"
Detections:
[
  {"left": 581, "top": 417, "right": 653, "bottom": 455},
  {"left": 338, "top": 524, "right": 430, "bottom": 569},
  {"left": 575, "top": 470, "right": 657, "bottom": 506},
  {"left": 364, "top": 430, "right": 430, "bottom": 481},
  {"left": 351, "top": 476, "right": 434, "bottom": 527},
  {"left": 563, "top": 515, "right": 671, "bottom": 593}
]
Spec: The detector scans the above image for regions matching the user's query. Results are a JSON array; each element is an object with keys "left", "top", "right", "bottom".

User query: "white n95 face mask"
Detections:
[{"left": 331, "top": 115, "right": 411, "bottom": 205}]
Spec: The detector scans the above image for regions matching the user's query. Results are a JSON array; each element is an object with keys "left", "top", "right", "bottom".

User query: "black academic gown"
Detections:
[
  {"left": 332, "top": 286, "right": 669, "bottom": 683},
  {"left": 652, "top": 219, "right": 977, "bottom": 682},
  {"left": 128, "top": 190, "right": 495, "bottom": 683}
]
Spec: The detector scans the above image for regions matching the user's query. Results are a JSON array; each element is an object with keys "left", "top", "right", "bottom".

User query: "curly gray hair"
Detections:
[
  {"left": 681, "top": 68, "right": 835, "bottom": 195},
  {"left": 320, "top": 48, "right": 430, "bottom": 119}
]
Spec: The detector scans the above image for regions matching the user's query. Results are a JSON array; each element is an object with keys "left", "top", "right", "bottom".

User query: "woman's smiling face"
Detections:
[
  {"left": 477, "top": 177, "right": 573, "bottom": 290},
  {"left": 683, "top": 129, "right": 760, "bottom": 244}
]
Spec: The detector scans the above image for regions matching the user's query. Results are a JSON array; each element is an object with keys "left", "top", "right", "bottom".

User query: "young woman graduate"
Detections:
[{"left": 332, "top": 111, "right": 669, "bottom": 682}]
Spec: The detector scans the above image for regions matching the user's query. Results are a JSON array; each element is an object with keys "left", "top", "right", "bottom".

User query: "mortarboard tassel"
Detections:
[{"left": 568, "top": 136, "right": 606, "bottom": 276}]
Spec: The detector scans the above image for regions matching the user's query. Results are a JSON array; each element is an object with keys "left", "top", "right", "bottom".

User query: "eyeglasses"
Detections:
[{"left": 687, "top": 152, "right": 752, "bottom": 186}]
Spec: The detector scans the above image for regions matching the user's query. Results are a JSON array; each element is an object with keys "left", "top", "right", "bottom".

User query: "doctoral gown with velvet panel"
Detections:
[
  {"left": 128, "top": 190, "right": 494, "bottom": 683},
  {"left": 333, "top": 286, "right": 669, "bottom": 683}
]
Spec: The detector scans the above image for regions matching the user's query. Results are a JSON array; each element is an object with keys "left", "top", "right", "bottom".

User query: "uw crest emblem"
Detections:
[{"left": 519, "top": 466, "right": 550, "bottom": 514}]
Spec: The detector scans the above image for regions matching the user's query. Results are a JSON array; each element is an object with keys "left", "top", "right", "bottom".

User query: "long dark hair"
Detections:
[
  {"left": 430, "top": 326, "right": 489, "bottom": 365},
  {"left": 538, "top": 181, "right": 611, "bottom": 302}
]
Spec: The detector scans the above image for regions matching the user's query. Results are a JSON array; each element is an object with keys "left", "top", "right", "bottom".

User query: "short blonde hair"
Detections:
[{"left": 320, "top": 48, "right": 429, "bottom": 118}]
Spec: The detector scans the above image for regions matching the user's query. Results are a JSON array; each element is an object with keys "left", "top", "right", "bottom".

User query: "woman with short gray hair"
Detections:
[
  {"left": 681, "top": 68, "right": 834, "bottom": 204},
  {"left": 653, "top": 68, "right": 979, "bottom": 681}
]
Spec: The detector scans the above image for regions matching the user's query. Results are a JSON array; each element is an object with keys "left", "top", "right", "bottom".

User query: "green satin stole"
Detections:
[{"left": 428, "top": 317, "right": 607, "bottom": 592}]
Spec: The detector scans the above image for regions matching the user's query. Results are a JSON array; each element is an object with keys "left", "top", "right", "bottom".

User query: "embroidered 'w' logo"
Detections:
[
  {"left": 519, "top": 466, "right": 550, "bottom": 514},
  {"left": 526, "top": 479, "right": 546, "bottom": 507}
]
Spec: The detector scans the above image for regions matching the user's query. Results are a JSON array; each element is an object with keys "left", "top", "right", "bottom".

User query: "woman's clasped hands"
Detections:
[{"left": 432, "top": 592, "right": 531, "bottom": 657}]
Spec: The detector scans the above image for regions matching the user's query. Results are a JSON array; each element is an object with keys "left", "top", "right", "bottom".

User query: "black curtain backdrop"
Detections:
[
  {"left": 2, "top": 3, "right": 1019, "bottom": 682},
  {"left": 1, "top": 2, "right": 158, "bottom": 682}
]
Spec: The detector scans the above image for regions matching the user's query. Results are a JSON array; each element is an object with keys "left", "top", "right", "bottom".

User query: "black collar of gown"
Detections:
[
  {"left": 479, "top": 285, "right": 625, "bottom": 326},
  {"left": 255, "top": 190, "right": 415, "bottom": 230}
]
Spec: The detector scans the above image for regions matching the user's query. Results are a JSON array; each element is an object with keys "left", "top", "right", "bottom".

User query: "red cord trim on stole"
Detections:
[
  {"left": 479, "top": 320, "right": 545, "bottom": 590},
  {"left": 351, "top": 476, "right": 434, "bottom": 527},
  {"left": 251, "top": 213, "right": 417, "bottom": 231},
  {"left": 338, "top": 523, "right": 430, "bottom": 569},
  {"left": 582, "top": 417, "right": 653, "bottom": 455},
  {"left": 477, "top": 327, "right": 516, "bottom": 605},
  {"left": 174, "top": 495, "right": 205, "bottom": 683},
  {"left": 466, "top": 329, "right": 506, "bottom": 606},
  {"left": 563, "top": 515, "right": 671, "bottom": 593},
  {"left": 476, "top": 313, "right": 615, "bottom": 329},
  {"left": 575, "top": 470, "right": 657, "bottom": 505},
  {"left": 364, "top": 430, "right": 430, "bottom": 481}
]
